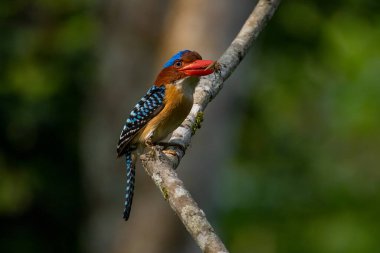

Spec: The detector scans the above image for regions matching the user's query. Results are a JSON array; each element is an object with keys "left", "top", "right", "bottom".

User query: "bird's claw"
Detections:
[
  {"left": 157, "top": 142, "right": 185, "bottom": 156},
  {"left": 162, "top": 149, "right": 178, "bottom": 157},
  {"left": 145, "top": 138, "right": 154, "bottom": 148}
]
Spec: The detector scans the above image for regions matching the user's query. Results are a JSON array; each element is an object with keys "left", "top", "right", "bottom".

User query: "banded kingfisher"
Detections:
[{"left": 117, "top": 50, "right": 215, "bottom": 220}]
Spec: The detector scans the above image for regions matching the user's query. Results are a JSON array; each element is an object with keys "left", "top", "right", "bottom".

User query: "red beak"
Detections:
[{"left": 179, "top": 60, "right": 215, "bottom": 76}]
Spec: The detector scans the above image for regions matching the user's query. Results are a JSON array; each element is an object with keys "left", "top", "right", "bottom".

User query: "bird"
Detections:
[{"left": 117, "top": 50, "right": 215, "bottom": 220}]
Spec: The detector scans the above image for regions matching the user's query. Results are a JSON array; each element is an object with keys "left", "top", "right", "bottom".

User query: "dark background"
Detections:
[{"left": 1, "top": 0, "right": 379, "bottom": 252}]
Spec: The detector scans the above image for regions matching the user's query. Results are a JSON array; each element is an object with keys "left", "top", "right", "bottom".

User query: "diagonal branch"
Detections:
[{"left": 140, "top": 0, "right": 281, "bottom": 252}]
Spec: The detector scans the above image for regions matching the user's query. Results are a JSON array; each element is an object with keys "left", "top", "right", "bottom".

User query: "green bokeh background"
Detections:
[
  {"left": 218, "top": 0, "right": 380, "bottom": 252},
  {"left": 0, "top": 1, "right": 95, "bottom": 252},
  {"left": 1, "top": 0, "right": 379, "bottom": 252}
]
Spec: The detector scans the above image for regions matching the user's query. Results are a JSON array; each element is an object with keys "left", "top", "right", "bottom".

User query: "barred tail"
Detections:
[{"left": 123, "top": 150, "right": 135, "bottom": 220}]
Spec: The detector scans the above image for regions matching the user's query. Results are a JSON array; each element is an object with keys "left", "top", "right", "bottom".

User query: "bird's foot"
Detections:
[
  {"left": 162, "top": 149, "right": 177, "bottom": 156},
  {"left": 157, "top": 142, "right": 185, "bottom": 156},
  {"left": 145, "top": 138, "right": 154, "bottom": 148}
]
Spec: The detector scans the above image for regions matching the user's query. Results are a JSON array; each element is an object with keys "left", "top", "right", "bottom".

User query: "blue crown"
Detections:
[{"left": 163, "top": 50, "right": 190, "bottom": 68}]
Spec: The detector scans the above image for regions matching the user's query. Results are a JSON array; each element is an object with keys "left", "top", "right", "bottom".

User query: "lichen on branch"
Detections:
[{"left": 140, "top": 1, "right": 282, "bottom": 252}]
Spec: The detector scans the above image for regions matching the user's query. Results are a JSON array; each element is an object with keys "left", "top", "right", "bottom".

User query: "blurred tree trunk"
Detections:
[{"left": 81, "top": 0, "right": 253, "bottom": 253}]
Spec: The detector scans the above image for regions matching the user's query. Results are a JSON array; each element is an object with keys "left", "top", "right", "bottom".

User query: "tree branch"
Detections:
[{"left": 140, "top": 0, "right": 281, "bottom": 252}]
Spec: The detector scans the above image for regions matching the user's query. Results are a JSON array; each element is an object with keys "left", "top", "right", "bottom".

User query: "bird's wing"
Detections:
[{"left": 117, "top": 85, "right": 166, "bottom": 156}]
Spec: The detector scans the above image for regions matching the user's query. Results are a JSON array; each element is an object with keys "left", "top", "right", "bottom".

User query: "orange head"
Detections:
[{"left": 154, "top": 50, "right": 214, "bottom": 86}]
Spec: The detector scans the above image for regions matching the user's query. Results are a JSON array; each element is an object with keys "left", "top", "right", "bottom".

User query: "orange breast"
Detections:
[{"left": 135, "top": 84, "right": 193, "bottom": 144}]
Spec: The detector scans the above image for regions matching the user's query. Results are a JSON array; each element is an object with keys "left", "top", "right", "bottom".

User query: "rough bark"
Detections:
[{"left": 140, "top": 0, "right": 282, "bottom": 252}]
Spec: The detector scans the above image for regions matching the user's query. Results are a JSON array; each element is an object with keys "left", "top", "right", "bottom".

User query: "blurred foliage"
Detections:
[
  {"left": 218, "top": 0, "right": 380, "bottom": 252},
  {"left": 0, "top": 0, "right": 96, "bottom": 252},
  {"left": 2, "top": 0, "right": 380, "bottom": 253}
]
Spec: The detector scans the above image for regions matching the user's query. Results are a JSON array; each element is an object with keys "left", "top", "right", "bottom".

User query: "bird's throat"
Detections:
[{"left": 174, "top": 76, "right": 199, "bottom": 99}]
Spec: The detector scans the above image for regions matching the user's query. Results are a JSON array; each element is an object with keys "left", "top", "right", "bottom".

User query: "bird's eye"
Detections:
[{"left": 174, "top": 61, "right": 182, "bottom": 68}]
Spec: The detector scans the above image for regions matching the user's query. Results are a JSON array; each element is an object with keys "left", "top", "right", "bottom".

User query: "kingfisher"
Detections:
[{"left": 117, "top": 50, "right": 215, "bottom": 220}]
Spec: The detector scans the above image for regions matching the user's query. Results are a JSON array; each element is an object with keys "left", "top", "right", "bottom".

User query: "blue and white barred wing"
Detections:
[{"left": 117, "top": 85, "right": 166, "bottom": 156}]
